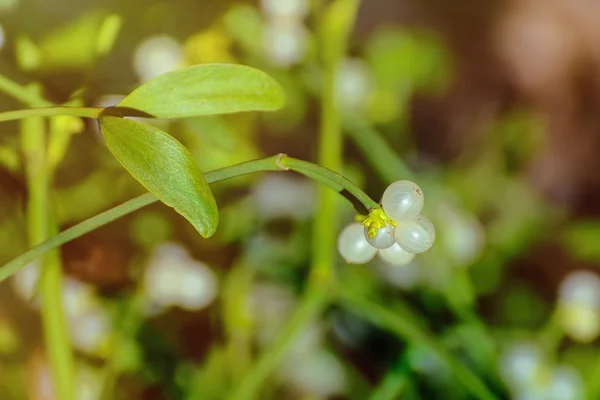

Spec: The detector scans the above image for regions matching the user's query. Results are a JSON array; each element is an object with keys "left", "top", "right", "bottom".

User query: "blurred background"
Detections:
[{"left": 1, "top": 0, "right": 600, "bottom": 399}]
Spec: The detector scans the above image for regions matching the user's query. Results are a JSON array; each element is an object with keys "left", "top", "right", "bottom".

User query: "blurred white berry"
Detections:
[
  {"left": 251, "top": 174, "right": 316, "bottom": 220},
  {"left": 287, "top": 322, "right": 323, "bottom": 358},
  {"left": 261, "top": 0, "right": 309, "bottom": 20},
  {"left": 394, "top": 215, "right": 436, "bottom": 254},
  {"left": 378, "top": 242, "right": 416, "bottom": 266},
  {"left": 62, "top": 277, "right": 96, "bottom": 319},
  {"left": 133, "top": 35, "right": 183, "bottom": 82},
  {"left": 251, "top": 282, "right": 297, "bottom": 346},
  {"left": 176, "top": 260, "right": 218, "bottom": 311},
  {"left": 499, "top": 341, "right": 545, "bottom": 391},
  {"left": 376, "top": 258, "right": 421, "bottom": 290},
  {"left": 558, "top": 270, "right": 600, "bottom": 342},
  {"left": 337, "top": 223, "right": 377, "bottom": 264},
  {"left": 335, "top": 58, "right": 374, "bottom": 112},
  {"left": 364, "top": 223, "right": 395, "bottom": 249},
  {"left": 94, "top": 94, "right": 125, "bottom": 108},
  {"left": 144, "top": 261, "right": 185, "bottom": 310},
  {"left": 381, "top": 180, "right": 424, "bottom": 221},
  {"left": 69, "top": 304, "right": 112, "bottom": 355},
  {"left": 144, "top": 243, "right": 218, "bottom": 313},
  {"left": 60, "top": 277, "right": 112, "bottom": 355},
  {"left": 548, "top": 365, "right": 585, "bottom": 400},
  {"left": 281, "top": 349, "right": 347, "bottom": 397},
  {"left": 12, "top": 262, "right": 41, "bottom": 304},
  {"left": 559, "top": 271, "right": 600, "bottom": 309},
  {"left": 263, "top": 21, "right": 308, "bottom": 67},
  {"left": 437, "top": 202, "right": 485, "bottom": 265}
]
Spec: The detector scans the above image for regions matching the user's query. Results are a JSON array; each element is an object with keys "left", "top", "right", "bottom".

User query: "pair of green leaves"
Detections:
[{"left": 99, "top": 64, "right": 285, "bottom": 238}]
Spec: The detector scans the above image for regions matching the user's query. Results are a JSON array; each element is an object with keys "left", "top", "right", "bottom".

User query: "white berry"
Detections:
[
  {"left": 378, "top": 243, "right": 415, "bottom": 266},
  {"left": 394, "top": 215, "right": 436, "bottom": 254},
  {"left": 364, "top": 224, "right": 395, "bottom": 249},
  {"left": 381, "top": 180, "right": 424, "bottom": 221},
  {"left": 337, "top": 223, "right": 377, "bottom": 264}
]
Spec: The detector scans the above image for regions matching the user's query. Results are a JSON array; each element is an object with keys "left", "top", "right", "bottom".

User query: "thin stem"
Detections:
[
  {"left": 0, "top": 154, "right": 376, "bottom": 282},
  {"left": 339, "top": 288, "right": 498, "bottom": 400},
  {"left": 20, "top": 96, "right": 75, "bottom": 400},
  {"left": 282, "top": 157, "right": 378, "bottom": 212},
  {"left": 222, "top": 263, "right": 256, "bottom": 385},
  {"left": 367, "top": 354, "right": 411, "bottom": 400},
  {"left": 227, "top": 287, "right": 330, "bottom": 400},
  {"left": 0, "top": 106, "right": 102, "bottom": 123},
  {"left": 228, "top": 2, "right": 361, "bottom": 398},
  {"left": 343, "top": 115, "right": 415, "bottom": 182},
  {"left": 310, "top": 0, "right": 361, "bottom": 283},
  {"left": 99, "top": 277, "right": 148, "bottom": 400},
  {"left": 41, "top": 239, "right": 75, "bottom": 400},
  {"left": 0, "top": 73, "right": 53, "bottom": 107}
]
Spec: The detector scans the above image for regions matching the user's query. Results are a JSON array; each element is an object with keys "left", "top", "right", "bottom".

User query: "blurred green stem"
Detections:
[
  {"left": 538, "top": 309, "right": 564, "bottom": 356},
  {"left": 99, "top": 278, "right": 147, "bottom": 400},
  {"left": 367, "top": 354, "right": 412, "bottom": 400},
  {"left": 0, "top": 154, "right": 377, "bottom": 282},
  {"left": 228, "top": 2, "right": 361, "bottom": 399},
  {"left": 0, "top": 106, "right": 101, "bottom": 122},
  {"left": 339, "top": 288, "right": 498, "bottom": 400},
  {"left": 343, "top": 115, "right": 415, "bottom": 181},
  {"left": 20, "top": 87, "right": 75, "bottom": 400},
  {"left": 227, "top": 287, "right": 330, "bottom": 400},
  {"left": 0, "top": 73, "right": 53, "bottom": 107},
  {"left": 222, "top": 264, "right": 256, "bottom": 384}
]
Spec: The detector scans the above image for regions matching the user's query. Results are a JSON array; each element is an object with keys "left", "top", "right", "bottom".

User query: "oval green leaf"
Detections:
[
  {"left": 116, "top": 64, "right": 285, "bottom": 119},
  {"left": 99, "top": 116, "right": 218, "bottom": 237}
]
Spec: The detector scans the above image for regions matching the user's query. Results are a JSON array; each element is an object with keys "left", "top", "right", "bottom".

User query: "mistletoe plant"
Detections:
[
  {"left": 0, "top": 63, "right": 435, "bottom": 281},
  {"left": 0, "top": 61, "right": 442, "bottom": 400}
]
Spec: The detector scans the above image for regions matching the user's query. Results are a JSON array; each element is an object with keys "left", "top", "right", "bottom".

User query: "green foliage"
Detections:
[
  {"left": 0, "top": 1, "right": 593, "bottom": 399},
  {"left": 563, "top": 221, "right": 600, "bottom": 262},
  {"left": 117, "top": 64, "right": 286, "bottom": 119},
  {"left": 99, "top": 116, "right": 218, "bottom": 238}
]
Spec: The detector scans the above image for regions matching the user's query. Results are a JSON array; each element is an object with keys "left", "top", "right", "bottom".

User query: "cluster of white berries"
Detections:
[{"left": 337, "top": 180, "right": 436, "bottom": 265}]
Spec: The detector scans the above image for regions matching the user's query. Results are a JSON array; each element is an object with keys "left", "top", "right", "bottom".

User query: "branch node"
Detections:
[{"left": 276, "top": 153, "right": 290, "bottom": 171}]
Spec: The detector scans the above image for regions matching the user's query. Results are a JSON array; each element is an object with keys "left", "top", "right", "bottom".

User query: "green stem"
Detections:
[
  {"left": 222, "top": 263, "right": 256, "bottom": 385},
  {"left": 228, "top": 3, "right": 362, "bottom": 399},
  {"left": 20, "top": 94, "right": 75, "bottom": 400},
  {"left": 339, "top": 288, "right": 498, "bottom": 400},
  {"left": 343, "top": 115, "right": 415, "bottom": 182},
  {"left": 586, "top": 354, "right": 600, "bottom": 399},
  {"left": 0, "top": 154, "right": 376, "bottom": 282},
  {"left": 0, "top": 106, "right": 102, "bottom": 122},
  {"left": 227, "top": 287, "right": 330, "bottom": 400},
  {"left": 283, "top": 157, "right": 378, "bottom": 211},
  {"left": 310, "top": 0, "right": 360, "bottom": 282},
  {"left": 367, "top": 354, "right": 411, "bottom": 400},
  {"left": 537, "top": 309, "right": 564, "bottom": 356},
  {"left": 99, "top": 278, "right": 148, "bottom": 400},
  {"left": 0, "top": 73, "right": 53, "bottom": 107},
  {"left": 41, "top": 237, "right": 75, "bottom": 400}
]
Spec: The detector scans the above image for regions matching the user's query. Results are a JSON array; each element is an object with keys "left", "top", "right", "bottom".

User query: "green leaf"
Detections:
[
  {"left": 185, "top": 116, "right": 237, "bottom": 152},
  {"left": 99, "top": 116, "right": 218, "bottom": 237},
  {"left": 117, "top": 64, "right": 285, "bottom": 119}
]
